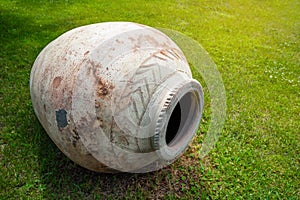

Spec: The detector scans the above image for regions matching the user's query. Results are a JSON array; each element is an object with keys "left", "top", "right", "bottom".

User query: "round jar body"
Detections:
[{"left": 30, "top": 22, "right": 204, "bottom": 173}]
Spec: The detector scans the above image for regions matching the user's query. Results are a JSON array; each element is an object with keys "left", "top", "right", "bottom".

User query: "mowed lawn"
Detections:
[{"left": 0, "top": 0, "right": 299, "bottom": 199}]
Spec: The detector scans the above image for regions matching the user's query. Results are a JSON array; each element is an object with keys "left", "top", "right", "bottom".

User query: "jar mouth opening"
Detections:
[
  {"left": 153, "top": 79, "right": 204, "bottom": 161},
  {"left": 165, "top": 101, "right": 181, "bottom": 145},
  {"left": 165, "top": 90, "right": 199, "bottom": 148}
]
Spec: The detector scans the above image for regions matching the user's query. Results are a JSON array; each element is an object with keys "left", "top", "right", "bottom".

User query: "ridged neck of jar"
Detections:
[{"left": 148, "top": 72, "right": 204, "bottom": 161}]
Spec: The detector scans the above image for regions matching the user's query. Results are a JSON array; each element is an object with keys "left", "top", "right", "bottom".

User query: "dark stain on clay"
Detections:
[
  {"left": 97, "top": 116, "right": 103, "bottom": 122},
  {"left": 56, "top": 109, "right": 68, "bottom": 129},
  {"left": 96, "top": 78, "right": 115, "bottom": 97},
  {"left": 84, "top": 51, "right": 90, "bottom": 56},
  {"left": 53, "top": 76, "right": 62, "bottom": 88},
  {"left": 95, "top": 100, "right": 102, "bottom": 108},
  {"left": 72, "top": 128, "right": 80, "bottom": 147},
  {"left": 87, "top": 60, "right": 102, "bottom": 76}
]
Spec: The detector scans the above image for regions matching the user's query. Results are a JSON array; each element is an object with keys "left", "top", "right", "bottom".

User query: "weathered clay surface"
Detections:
[{"left": 30, "top": 22, "right": 203, "bottom": 173}]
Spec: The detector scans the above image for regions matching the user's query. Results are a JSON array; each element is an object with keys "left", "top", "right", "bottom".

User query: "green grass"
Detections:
[{"left": 0, "top": 0, "right": 299, "bottom": 199}]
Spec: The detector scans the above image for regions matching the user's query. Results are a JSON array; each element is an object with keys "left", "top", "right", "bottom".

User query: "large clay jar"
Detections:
[{"left": 30, "top": 22, "right": 204, "bottom": 173}]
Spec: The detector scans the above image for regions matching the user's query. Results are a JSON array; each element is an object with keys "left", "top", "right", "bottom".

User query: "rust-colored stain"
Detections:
[
  {"left": 160, "top": 50, "right": 168, "bottom": 56},
  {"left": 84, "top": 51, "right": 90, "bottom": 56},
  {"left": 53, "top": 76, "right": 62, "bottom": 88},
  {"left": 160, "top": 50, "right": 174, "bottom": 60},
  {"left": 96, "top": 116, "right": 103, "bottom": 121},
  {"left": 95, "top": 100, "right": 102, "bottom": 108},
  {"left": 96, "top": 78, "right": 115, "bottom": 97},
  {"left": 96, "top": 116, "right": 104, "bottom": 128}
]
